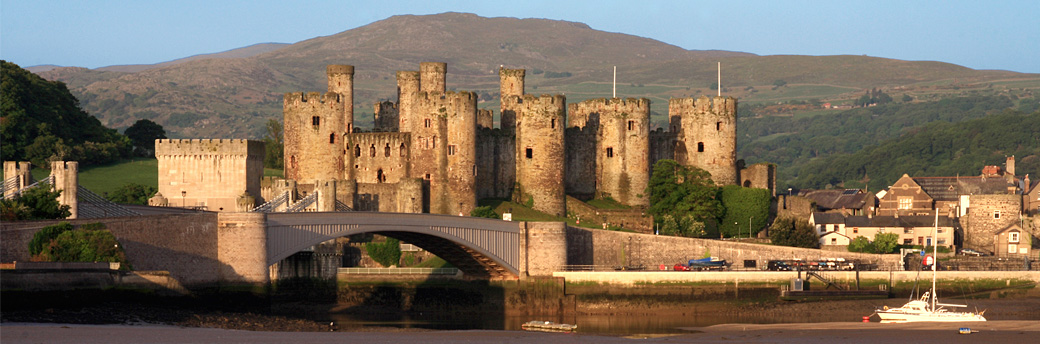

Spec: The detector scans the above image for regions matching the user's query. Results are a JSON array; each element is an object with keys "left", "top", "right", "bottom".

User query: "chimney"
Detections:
[{"left": 1006, "top": 156, "right": 1016, "bottom": 176}]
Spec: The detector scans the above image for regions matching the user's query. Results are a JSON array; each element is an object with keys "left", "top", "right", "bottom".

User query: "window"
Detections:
[
  {"left": 904, "top": 228, "right": 913, "bottom": 234},
  {"left": 716, "top": 121, "right": 722, "bottom": 131},
  {"left": 525, "top": 148, "right": 533, "bottom": 159},
  {"left": 628, "top": 120, "right": 634, "bottom": 131},
  {"left": 329, "top": 133, "right": 335, "bottom": 144},
  {"left": 448, "top": 145, "right": 457, "bottom": 156},
  {"left": 1009, "top": 232, "right": 1020, "bottom": 243},
  {"left": 424, "top": 118, "right": 431, "bottom": 128},
  {"left": 994, "top": 210, "right": 1001, "bottom": 219},
  {"left": 606, "top": 147, "right": 614, "bottom": 158},
  {"left": 898, "top": 197, "right": 912, "bottom": 210},
  {"left": 853, "top": 228, "right": 859, "bottom": 234},
  {"left": 424, "top": 173, "right": 431, "bottom": 180},
  {"left": 376, "top": 169, "right": 385, "bottom": 183},
  {"left": 369, "top": 145, "right": 376, "bottom": 157},
  {"left": 312, "top": 116, "right": 320, "bottom": 126},
  {"left": 830, "top": 238, "right": 837, "bottom": 244},
  {"left": 384, "top": 144, "right": 391, "bottom": 157},
  {"left": 697, "top": 142, "right": 704, "bottom": 152},
  {"left": 354, "top": 145, "right": 361, "bottom": 157},
  {"left": 903, "top": 239, "right": 913, "bottom": 245},
  {"left": 400, "top": 143, "right": 407, "bottom": 157},
  {"left": 551, "top": 118, "right": 556, "bottom": 129}
]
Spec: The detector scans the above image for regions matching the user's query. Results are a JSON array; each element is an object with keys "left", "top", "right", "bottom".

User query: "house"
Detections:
[
  {"left": 799, "top": 189, "right": 874, "bottom": 216},
  {"left": 1024, "top": 175, "right": 1040, "bottom": 216},
  {"left": 810, "top": 211, "right": 956, "bottom": 249},
  {"left": 993, "top": 224, "right": 1032, "bottom": 258},
  {"left": 876, "top": 174, "right": 934, "bottom": 216}
]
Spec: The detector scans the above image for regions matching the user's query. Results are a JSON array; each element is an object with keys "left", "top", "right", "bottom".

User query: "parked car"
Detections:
[{"left": 959, "top": 248, "right": 988, "bottom": 256}]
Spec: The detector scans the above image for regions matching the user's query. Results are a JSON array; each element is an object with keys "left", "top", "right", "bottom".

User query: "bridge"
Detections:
[{"left": 265, "top": 212, "right": 524, "bottom": 279}]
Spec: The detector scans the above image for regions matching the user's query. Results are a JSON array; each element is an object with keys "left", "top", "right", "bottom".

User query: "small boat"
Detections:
[
  {"left": 521, "top": 320, "right": 578, "bottom": 333},
  {"left": 874, "top": 213, "right": 986, "bottom": 323}
]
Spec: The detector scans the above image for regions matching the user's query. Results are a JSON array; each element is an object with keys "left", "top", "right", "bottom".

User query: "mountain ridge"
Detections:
[{"left": 31, "top": 12, "right": 1039, "bottom": 139}]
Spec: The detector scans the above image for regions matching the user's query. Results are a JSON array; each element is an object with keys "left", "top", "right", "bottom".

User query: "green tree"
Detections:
[
  {"left": 847, "top": 236, "right": 875, "bottom": 253},
  {"left": 33, "top": 222, "right": 129, "bottom": 267},
  {"left": 0, "top": 185, "right": 71, "bottom": 221},
  {"left": 718, "top": 185, "right": 771, "bottom": 238},
  {"left": 123, "top": 119, "right": 166, "bottom": 155},
  {"left": 470, "top": 206, "right": 499, "bottom": 219},
  {"left": 263, "top": 119, "right": 284, "bottom": 169},
  {"left": 873, "top": 232, "right": 899, "bottom": 253},
  {"left": 646, "top": 160, "right": 723, "bottom": 237},
  {"left": 365, "top": 236, "right": 402, "bottom": 267},
  {"left": 29, "top": 222, "right": 73, "bottom": 256},
  {"left": 1, "top": 60, "right": 131, "bottom": 165},
  {"left": 107, "top": 183, "right": 157, "bottom": 205},
  {"left": 772, "top": 79, "right": 787, "bottom": 88},
  {"left": 768, "top": 217, "right": 819, "bottom": 248}
]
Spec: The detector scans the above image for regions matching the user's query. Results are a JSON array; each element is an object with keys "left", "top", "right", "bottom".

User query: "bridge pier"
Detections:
[
  {"left": 217, "top": 212, "right": 269, "bottom": 285},
  {"left": 519, "top": 222, "right": 568, "bottom": 278}
]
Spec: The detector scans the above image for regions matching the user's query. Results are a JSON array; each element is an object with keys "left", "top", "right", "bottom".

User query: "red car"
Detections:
[{"left": 673, "top": 263, "right": 690, "bottom": 271}]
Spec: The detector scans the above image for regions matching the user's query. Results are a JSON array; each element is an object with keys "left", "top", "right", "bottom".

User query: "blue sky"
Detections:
[{"left": 2, "top": 0, "right": 1038, "bottom": 73}]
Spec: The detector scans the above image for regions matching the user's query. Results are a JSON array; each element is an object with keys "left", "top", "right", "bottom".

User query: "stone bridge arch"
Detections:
[{"left": 265, "top": 212, "right": 525, "bottom": 279}]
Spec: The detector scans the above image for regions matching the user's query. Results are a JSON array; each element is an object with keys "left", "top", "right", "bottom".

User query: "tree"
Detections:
[
  {"left": 365, "top": 236, "right": 402, "bottom": 267},
  {"left": 263, "top": 119, "right": 284, "bottom": 169},
  {"left": 124, "top": 119, "right": 166, "bottom": 155},
  {"left": 646, "top": 160, "right": 723, "bottom": 237},
  {"left": 718, "top": 185, "right": 771, "bottom": 238},
  {"left": 107, "top": 183, "right": 157, "bottom": 205},
  {"left": 1, "top": 60, "right": 131, "bottom": 165},
  {"left": 772, "top": 79, "right": 787, "bottom": 88},
  {"left": 470, "top": 206, "right": 499, "bottom": 219},
  {"left": 0, "top": 185, "right": 71, "bottom": 221},
  {"left": 873, "top": 232, "right": 899, "bottom": 253},
  {"left": 31, "top": 222, "right": 129, "bottom": 267},
  {"left": 768, "top": 217, "right": 819, "bottom": 248},
  {"left": 847, "top": 236, "right": 875, "bottom": 253}
]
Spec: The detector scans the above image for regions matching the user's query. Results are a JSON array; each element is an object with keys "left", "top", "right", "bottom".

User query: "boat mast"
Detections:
[{"left": 931, "top": 211, "right": 938, "bottom": 312}]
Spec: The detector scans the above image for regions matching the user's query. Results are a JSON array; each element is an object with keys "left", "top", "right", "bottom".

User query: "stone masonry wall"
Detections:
[
  {"left": 963, "top": 194, "right": 1022, "bottom": 251},
  {"left": 344, "top": 132, "right": 411, "bottom": 184},
  {"left": 476, "top": 128, "right": 515, "bottom": 200},
  {"left": 565, "top": 225, "right": 902, "bottom": 270},
  {"left": 1, "top": 214, "right": 222, "bottom": 286},
  {"left": 155, "top": 139, "right": 265, "bottom": 211}
]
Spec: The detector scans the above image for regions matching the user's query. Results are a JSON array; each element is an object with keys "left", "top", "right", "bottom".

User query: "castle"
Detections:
[{"left": 277, "top": 62, "right": 774, "bottom": 218}]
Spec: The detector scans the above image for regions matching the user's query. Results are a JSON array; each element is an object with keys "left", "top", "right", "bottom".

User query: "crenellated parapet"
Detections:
[
  {"left": 155, "top": 139, "right": 265, "bottom": 158},
  {"left": 283, "top": 91, "right": 346, "bottom": 182},
  {"left": 566, "top": 97, "right": 651, "bottom": 206},
  {"left": 344, "top": 132, "right": 412, "bottom": 184}
]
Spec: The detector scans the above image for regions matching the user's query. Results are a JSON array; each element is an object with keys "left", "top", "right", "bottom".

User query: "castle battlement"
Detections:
[
  {"left": 155, "top": 139, "right": 265, "bottom": 156},
  {"left": 283, "top": 92, "right": 343, "bottom": 105},
  {"left": 326, "top": 65, "right": 355, "bottom": 75}
]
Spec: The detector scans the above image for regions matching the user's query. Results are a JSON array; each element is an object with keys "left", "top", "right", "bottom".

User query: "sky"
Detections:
[{"left": 2, "top": 0, "right": 1038, "bottom": 73}]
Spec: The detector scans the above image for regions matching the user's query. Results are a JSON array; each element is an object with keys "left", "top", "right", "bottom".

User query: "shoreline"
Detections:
[{"left": 2, "top": 321, "right": 1038, "bottom": 344}]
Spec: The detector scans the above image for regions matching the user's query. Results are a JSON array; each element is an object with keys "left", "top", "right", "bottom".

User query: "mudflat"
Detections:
[{"left": 2, "top": 321, "right": 1037, "bottom": 344}]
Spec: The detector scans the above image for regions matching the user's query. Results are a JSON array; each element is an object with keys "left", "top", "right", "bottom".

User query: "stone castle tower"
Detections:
[
  {"left": 668, "top": 96, "right": 738, "bottom": 186},
  {"left": 278, "top": 62, "right": 755, "bottom": 219},
  {"left": 567, "top": 98, "right": 651, "bottom": 207}
]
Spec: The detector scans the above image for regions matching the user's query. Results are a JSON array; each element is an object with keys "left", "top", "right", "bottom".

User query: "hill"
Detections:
[
  {"left": 788, "top": 109, "right": 1040, "bottom": 191},
  {"left": 34, "top": 12, "right": 1039, "bottom": 140}
]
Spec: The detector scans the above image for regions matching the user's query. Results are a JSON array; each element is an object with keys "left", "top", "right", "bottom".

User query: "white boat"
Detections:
[
  {"left": 875, "top": 213, "right": 986, "bottom": 323},
  {"left": 521, "top": 320, "right": 577, "bottom": 332}
]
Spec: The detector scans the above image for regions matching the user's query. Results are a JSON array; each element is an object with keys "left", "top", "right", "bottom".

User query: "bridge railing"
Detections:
[{"left": 337, "top": 267, "right": 459, "bottom": 275}]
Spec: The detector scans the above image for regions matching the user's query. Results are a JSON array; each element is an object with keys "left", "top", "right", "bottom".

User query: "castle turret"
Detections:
[
  {"left": 397, "top": 71, "right": 420, "bottom": 133},
  {"left": 420, "top": 62, "right": 447, "bottom": 94},
  {"left": 446, "top": 91, "right": 479, "bottom": 216},
  {"left": 499, "top": 68, "right": 526, "bottom": 132},
  {"left": 516, "top": 94, "right": 567, "bottom": 217},
  {"left": 283, "top": 92, "right": 346, "bottom": 182},
  {"left": 374, "top": 101, "right": 399, "bottom": 132},
  {"left": 668, "top": 96, "right": 738, "bottom": 186},
  {"left": 326, "top": 65, "right": 354, "bottom": 133}
]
